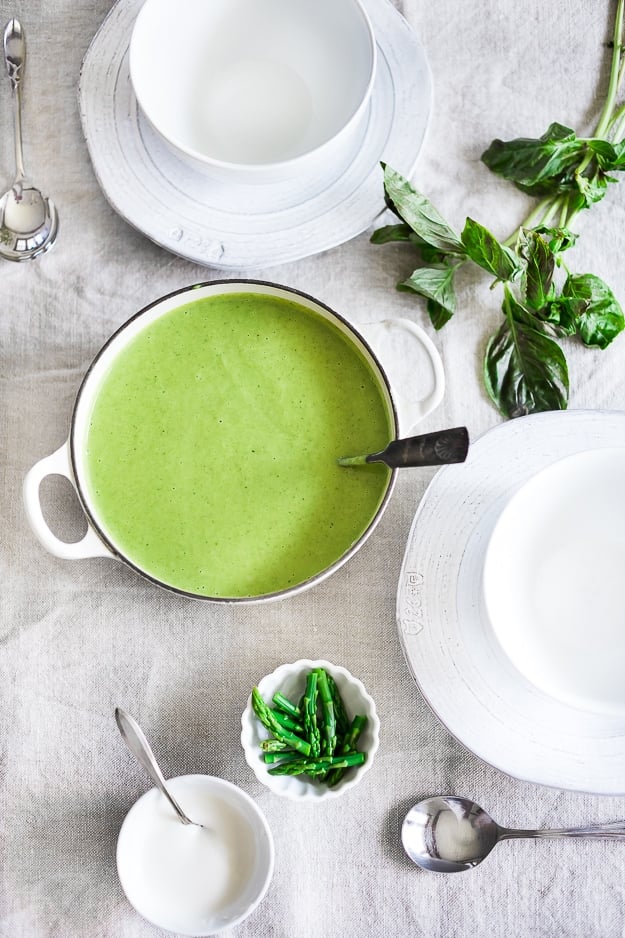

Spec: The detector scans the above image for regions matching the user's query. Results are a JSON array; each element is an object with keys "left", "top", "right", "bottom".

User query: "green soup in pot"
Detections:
[{"left": 83, "top": 292, "right": 393, "bottom": 598}]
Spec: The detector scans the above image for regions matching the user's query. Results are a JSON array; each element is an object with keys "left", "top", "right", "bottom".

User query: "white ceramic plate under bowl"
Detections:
[
  {"left": 78, "top": 0, "right": 431, "bottom": 269},
  {"left": 396, "top": 410, "right": 625, "bottom": 795}
]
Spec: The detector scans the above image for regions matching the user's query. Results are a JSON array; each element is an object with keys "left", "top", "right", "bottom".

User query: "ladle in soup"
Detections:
[{"left": 338, "top": 427, "right": 469, "bottom": 469}]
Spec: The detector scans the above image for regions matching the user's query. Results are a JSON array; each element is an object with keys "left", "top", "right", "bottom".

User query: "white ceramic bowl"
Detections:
[
  {"left": 116, "top": 774, "right": 274, "bottom": 936},
  {"left": 240, "top": 659, "right": 380, "bottom": 801},
  {"left": 129, "top": 0, "right": 376, "bottom": 183},
  {"left": 483, "top": 447, "right": 625, "bottom": 716}
]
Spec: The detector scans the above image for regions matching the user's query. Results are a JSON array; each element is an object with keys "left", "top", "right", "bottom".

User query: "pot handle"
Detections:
[
  {"left": 359, "top": 318, "right": 445, "bottom": 434},
  {"left": 23, "top": 441, "right": 115, "bottom": 560}
]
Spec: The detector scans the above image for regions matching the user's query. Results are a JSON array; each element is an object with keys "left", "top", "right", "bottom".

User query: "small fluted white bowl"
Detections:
[{"left": 241, "top": 659, "right": 380, "bottom": 801}]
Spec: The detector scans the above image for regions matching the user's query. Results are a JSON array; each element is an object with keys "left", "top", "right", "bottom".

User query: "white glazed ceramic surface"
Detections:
[
  {"left": 116, "top": 775, "right": 274, "bottom": 936},
  {"left": 397, "top": 410, "right": 625, "bottom": 795},
  {"left": 23, "top": 281, "right": 444, "bottom": 602},
  {"left": 78, "top": 0, "right": 431, "bottom": 268},
  {"left": 129, "top": 0, "right": 376, "bottom": 182},
  {"left": 240, "top": 659, "right": 380, "bottom": 801},
  {"left": 483, "top": 447, "right": 625, "bottom": 716}
]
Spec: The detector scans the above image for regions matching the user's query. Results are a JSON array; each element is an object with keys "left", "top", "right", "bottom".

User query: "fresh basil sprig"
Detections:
[
  {"left": 372, "top": 1, "right": 625, "bottom": 419},
  {"left": 485, "top": 287, "right": 569, "bottom": 418}
]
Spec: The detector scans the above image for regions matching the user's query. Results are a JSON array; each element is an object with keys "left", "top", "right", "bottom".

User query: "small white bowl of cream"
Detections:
[{"left": 116, "top": 774, "right": 274, "bottom": 936}]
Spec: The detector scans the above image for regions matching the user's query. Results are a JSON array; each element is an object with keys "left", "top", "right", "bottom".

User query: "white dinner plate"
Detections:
[
  {"left": 397, "top": 409, "right": 625, "bottom": 794},
  {"left": 483, "top": 446, "right": 625, "bottom": 717},
  {"left": 79, "top": 0, "right": 431, "bottom": 270}
]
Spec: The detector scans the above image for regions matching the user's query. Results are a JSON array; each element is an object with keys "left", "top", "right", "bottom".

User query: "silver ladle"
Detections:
[
  {"left": 402, "top": 796, "right": 625, "bottom": 873},
  {"left": 338, "top": 426, "right": 469, "bottom": 469},
  {"left": 115, "top": 707, "right": 206, "bottom": 829},
  {"left": 0, "top": 18, "right": 58, "bottom": 261}
]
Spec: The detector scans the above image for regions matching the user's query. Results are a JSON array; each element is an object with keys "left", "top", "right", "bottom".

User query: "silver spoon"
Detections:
[
  {"left": 402, "top": 796, "right": 625, "bottom": 873},
  {"left": 115, "top": 707, "right": 205, "bottom": 829},
  {"left": 0, "top": 18, "right": 58, "bottom": 262},
  {"left": 338, "top": 426, "right": 469, "bottom": 469}
]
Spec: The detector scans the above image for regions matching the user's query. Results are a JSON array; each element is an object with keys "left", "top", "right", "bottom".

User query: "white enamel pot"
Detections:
[{"left": 23, "top": 280, "right": 444, "bottom": 603}]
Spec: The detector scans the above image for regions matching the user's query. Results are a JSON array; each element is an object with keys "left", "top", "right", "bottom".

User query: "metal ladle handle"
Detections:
[
  {"left": 3, "top": 18, "right": 26, "bottom": 181},
  {"left": 115, "top": 707, "right": 194, "bottom": 825},
  {"left": 376, "top": 427, "right": 469, "bottom": 468}
]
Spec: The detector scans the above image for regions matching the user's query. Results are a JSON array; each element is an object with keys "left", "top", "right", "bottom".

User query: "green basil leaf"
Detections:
[
  {"left": 427, "top": 298, "right": 454, "bottom": 330},
  {"left": 481, "top": 122, "right": 585, "bottom": 194},
  {"left": 540, "top": 298, "right": 578, "bottom": 336},
  {"left": 587, "top": 138, "right": 625, "bottom": 171},
  {"left": 384, "top": 187, "right": 404, "bottom": 221},
  {"left": 419, "top": 245, "right": 448, "bottom": 265},
  {"left": 461, "top": 218, "right": 522, "bottom": 281},
  {"left": 575, "top": 172, "right": 609, "bottom": 208},
  {"left": 370, "top": 223, "right": 447, "bottom": 264},
  {"left": 561, "top": 273, "right": 625, "bottom": 348},
  {"left": 498, "top": 285, "right": 547, "bottom": 328},
  {"left": 484, "top": 286, "right": 569, "bottom": 418},
  {"left": 398, "top": 264, "right": 457, "bottom": 318},
  {"left": 517, "top": 228, "right": 555, "bottom": 310},
  {"left": 587, "top": 139, "right": 618, "bottom": 168},
  {"left": 532, "top": 224, "right": 578, "bottom": 253},
  {"left": 607, "top": 139, "right": 625, "bottom": 168},
  {"left": 382, "top": 164, "right": 465, "bottom": 253},
  {"left": 370, "top": 224, "right": 419, "bottom": 244}
]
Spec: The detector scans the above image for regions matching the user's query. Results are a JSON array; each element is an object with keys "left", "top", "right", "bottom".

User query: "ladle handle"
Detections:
[
  {"left": 374, "top": 427, "right": 469, "bottom": 468},
  {"left": 115, "top": 708, "right": 193, "bottom": 826},
  {"left": 3, "top": 18, "right": 26, "bottom": 180}
]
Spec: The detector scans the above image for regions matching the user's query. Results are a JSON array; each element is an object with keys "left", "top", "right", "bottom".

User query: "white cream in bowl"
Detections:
[{"left": 116, "top": 775, "right": 274, "bottom": 936}]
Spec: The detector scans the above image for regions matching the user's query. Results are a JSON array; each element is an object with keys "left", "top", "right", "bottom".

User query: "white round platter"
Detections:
[
  {"left": 397, "top": 409, "right": 625, "bottom": 795},
  {"left": 78, "top": 0, "right": 431, "bottom": 270}
]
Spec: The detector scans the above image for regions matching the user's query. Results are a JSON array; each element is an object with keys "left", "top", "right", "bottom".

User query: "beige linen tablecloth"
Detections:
[{"left": 2, "top": 1, "right": 625, "bottom": 936}]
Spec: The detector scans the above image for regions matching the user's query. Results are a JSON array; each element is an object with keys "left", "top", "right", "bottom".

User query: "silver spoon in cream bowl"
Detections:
[{"left": 115, "top": 707, "right": 208, "bottom": 830}]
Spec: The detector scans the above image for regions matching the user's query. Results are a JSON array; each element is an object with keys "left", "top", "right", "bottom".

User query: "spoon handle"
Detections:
[
  {"left": 500, "top": 821, "right": 625, "bottom": 841},
  {"left": 3, "top": 18, "right": 26, "bottom": 180},
  {"left": 372, "top": 426, "right": 469, "bottom": 469},
  {"left": 115, "top": 707, "right": 193, "bottom": 825}
]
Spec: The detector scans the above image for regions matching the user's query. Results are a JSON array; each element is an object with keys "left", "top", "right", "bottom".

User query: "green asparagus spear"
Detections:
[
  {"left": 326, "top": 673, "right": 349, "bottom": 738},
  {"left": 268, "top": 751, "right": 366, "bottom": 777},
  {"left": 327, "top": 714, "right": 368, "bottom": 786},
  {"left": 272, "top": 692, "right": 302, "bottom": 720},
  {"left": 267, "top": 760, "right": 310, "bottom": 776},
  {"left": 316, "top": 669, "right": 337, "bottom": 756},
  {"left": 263, "top": 751, "right": 299, "bottom": 764},
  {"left": 251, "top": 687, "right": 311, "bottom": 756},
  {"left": 302, "top": 670, "right": 321, "bottom": 757},
  {"left": 270, "top": 709, "right": 305, "bottom": 735},
  {"left": 260, "top": 738, "right": 292, "bottom": 752},
  {"left": 343, "top": 714, "right": 368, "bottom": 750}
]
